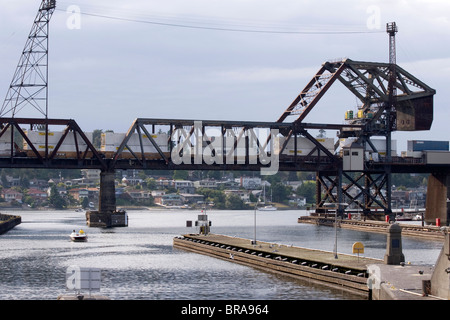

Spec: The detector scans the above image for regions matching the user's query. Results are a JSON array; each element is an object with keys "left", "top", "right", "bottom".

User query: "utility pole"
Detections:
[
  {"left": 385, "top": 22, "right": 398, "bottom": 221},
  {"left": 1, "top": 0, "right": 56, "bottom": 118},
  {"left": 386, "top": 21, "right": 398, "bottom": 135}
]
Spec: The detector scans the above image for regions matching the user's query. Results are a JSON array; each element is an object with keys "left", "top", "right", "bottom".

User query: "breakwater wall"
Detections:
[
  {"left": 173, "top": 233, "right": 382, "bottom": 298},
  {"left": 298, "top": 216, "right": 444, "bottom": 241},
  {"left": 0, "top": 214, "right": 21, "bottom": 235}
]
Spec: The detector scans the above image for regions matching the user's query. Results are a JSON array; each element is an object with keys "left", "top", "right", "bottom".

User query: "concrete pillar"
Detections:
[
  {"left": 315, "top": 172, "right": 322, "bottom": 213},
  {"left": 425, "top": 173, "right": 449, "bottom": 226},
  {"left": 384, "top": 223, "right": 405, "bottom": 265},
  {"left": 98, "top": 170, "right": 116, "bottom": 213},
  {"left": 430, "top": 230, "right": 450, "bottom": 299},
  {"left": 86, "top": 170, "right": 128, "bottom": 228}
]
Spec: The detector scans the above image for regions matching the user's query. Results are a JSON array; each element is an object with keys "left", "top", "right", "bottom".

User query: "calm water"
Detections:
[{"left": 0, "top": 209, "right": 443, "bottom": 300}]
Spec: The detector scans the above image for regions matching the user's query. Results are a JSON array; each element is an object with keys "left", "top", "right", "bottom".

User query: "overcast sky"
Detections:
[{"left": 0, "top": 0, "right": 449, "bottom": 152}]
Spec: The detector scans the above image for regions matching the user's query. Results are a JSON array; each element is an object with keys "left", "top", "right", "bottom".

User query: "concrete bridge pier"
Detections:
[
  {"left": 86, "top": 170, "right": 128, "bottom": 228},
  {"left": 430, "top": 229, "right": 450, "bottom": 299},
  {"left": 425, "top": 173, "right": 450, "bottom": 226},
  {"left": 384, "top": 223, "right": 405, "bottom": 265}
]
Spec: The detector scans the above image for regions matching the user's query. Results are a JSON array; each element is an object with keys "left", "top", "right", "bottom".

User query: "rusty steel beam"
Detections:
[
  {"left": 109, "top": 118, "right": 361, "bottom": 165},
  {"left": 277, "top": 59, "right": 436, "bottom": 132},
  {"left": 0, "top": 117, "right": 107, "bottom": 169},
  {"left": 0, "top": 116, "right": 448, "bottom": 175},
  {"left": 277, "top": 62, "right": 347, "bottom": 123}
]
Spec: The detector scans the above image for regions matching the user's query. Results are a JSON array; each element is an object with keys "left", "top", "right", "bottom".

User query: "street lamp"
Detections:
[
  {"left": 252, "top": 197, "right": 260, "bottom": 245},
  {"left": 325, "top": 202, "right": 344, "bottom": 259}
]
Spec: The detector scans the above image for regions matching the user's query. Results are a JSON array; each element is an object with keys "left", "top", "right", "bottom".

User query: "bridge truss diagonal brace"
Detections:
[
  {"left": 342, "top": 172, "right": 389, "bottom": 211},
  {"left": 277, "top": 62, "right": 346, "bottom": 123},
  {"left": 0, "top": 118, "right": 107, "bottom": 169},
  {"left": 67, "top": 120, "right": 107, "bottom": 168},
  {"left": 107, "top": 118, "right": 359, "bottom": 171},
  {"left": 277, "top": 59, "right": 436, "bottom": 128},
  {"left": 316, "top": 170, "right": 392, "bottom": 215},
  {"left": 110, "top": 118, "right": 174, "bottom": 170}
]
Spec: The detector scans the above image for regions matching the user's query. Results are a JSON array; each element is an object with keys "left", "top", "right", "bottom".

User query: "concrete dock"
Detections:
[
  {"left": 0, "top": 214, "right": 21, "bottom": 235},
  {"left": 298, "top": 216, "right": 445, "bottom": 240},
  {"left": 174, "top": 233, "right": 381, "bottom": 298},
  {"left": 174, "top": 233, "right": 446, "bottom": 300},
  {"left": 367, "top": 264, "right": 441, "bottom": 300}
]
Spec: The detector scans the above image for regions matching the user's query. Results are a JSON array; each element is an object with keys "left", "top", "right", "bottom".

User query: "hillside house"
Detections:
[
  {"left": 1, "top": 189, "right": 23, "bottom": 203},
  {"left": 27, "top": 188, "right": 48, "bottom": 200}
]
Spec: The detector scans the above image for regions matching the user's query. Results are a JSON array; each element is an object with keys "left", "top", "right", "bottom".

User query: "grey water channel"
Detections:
[{"left": 0, "top": 209, "right": 443, "bottom": 300}]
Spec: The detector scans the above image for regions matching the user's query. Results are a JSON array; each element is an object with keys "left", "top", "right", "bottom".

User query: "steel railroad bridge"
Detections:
[
  {"left": 0, "top": 58, "right": 444, "bottom": 227},
  {"left": 1, "top": 1, "right": 447, "bottom": 227}
]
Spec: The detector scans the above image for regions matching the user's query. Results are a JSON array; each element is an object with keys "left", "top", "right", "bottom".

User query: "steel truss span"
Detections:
[
  {"left": 278, "top": 58, "right": 436, "bottom": 132},
  {"left": 0, "top": 3, "right": 440, "bottom": 216},
  {"left": 0, "top": 117, "right": 352, "bottom": 172}
]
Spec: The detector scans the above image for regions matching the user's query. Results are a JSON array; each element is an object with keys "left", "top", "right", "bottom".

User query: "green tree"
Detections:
[
  {"left": 392, "top": 173, "right": 427, "bottom": 189},
  {"left": 197, "top": 188, "right": 226, "bottom": 209},
  {"left": 270, "top": 182, "right": 291, "bottom": 203},
  {"left": 66, "top": 194, "right": 78, "bottom": 206},
  {"left": 206, "top": 170, "right": 222, "bottom": 180},
  {"left": 81, "top": 197, "right": 89, "bottom": 209},
  {"left": 173, "top": 170, "right": 189, "bottom": 180},
  {"left": 49, "top": 185, "right": 66, "bottom": 209},
  {"left": 225, "top": 193, "right": 246, "bottom": 210},
  {"left": 144, "top": 178, "right": 157, "bottom": 190},
  {"left": 1, "top": 172, "right": 8, "bottom": 187},
  {"left": 20, "top": 176, "right": 30, "bottom": 189},
  {"left": 296, "top": 181, "right": 316, "bottom": 204},
  {"left": 23, "top": 194, "right": 34, "bottom": 207}
]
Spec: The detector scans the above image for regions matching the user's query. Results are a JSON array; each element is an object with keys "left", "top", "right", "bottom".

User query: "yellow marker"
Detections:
[{"left": 352, "top": 242, "right": 364, "bottom": 254}]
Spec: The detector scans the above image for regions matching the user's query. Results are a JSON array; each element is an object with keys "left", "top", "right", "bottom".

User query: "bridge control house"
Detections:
[{"left": 342, "top": 142, "right": 364, "bottom": 171}]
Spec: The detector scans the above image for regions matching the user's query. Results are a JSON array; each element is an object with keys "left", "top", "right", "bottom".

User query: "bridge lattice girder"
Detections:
[
  {"left": 276, "top": 58, "right": 435, "bottom": 216},
  {"left": 278, "top": 58, "right": 436, "bottom": 132},
  {"left": 1, "top": 1, "right": 56, "bottom": 118}
]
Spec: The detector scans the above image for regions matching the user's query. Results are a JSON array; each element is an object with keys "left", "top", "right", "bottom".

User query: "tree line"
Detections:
[{"left": 0, "top": 164, "right": 428, "bottom": 210}]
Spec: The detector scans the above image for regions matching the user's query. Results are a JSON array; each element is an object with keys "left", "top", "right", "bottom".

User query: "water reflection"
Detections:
[{"left": 0, "top": 209, "right": 443, "bottom": 300}]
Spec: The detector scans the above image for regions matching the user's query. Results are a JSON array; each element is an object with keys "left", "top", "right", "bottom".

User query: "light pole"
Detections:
[
  {"left": 334, "top": 206, "right": 338, "bottom": 259},
  {"left": 252, "top": 198, "right": 260, "bottom": 245}
]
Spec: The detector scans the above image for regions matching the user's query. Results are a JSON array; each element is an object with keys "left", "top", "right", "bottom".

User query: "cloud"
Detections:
[{"left": 0, "top": 0, "right": 449, "bottom": 144}]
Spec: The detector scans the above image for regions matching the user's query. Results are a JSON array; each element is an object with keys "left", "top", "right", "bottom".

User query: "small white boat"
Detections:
[
  {"left": 258, "top": 205, "right": 277, "bottom": 211},
  {"left": 395, "top": 214, "right": 412, "bottom": 221},
  {"left": 70, "top": 229, "right": 88, "bottom": 242}
]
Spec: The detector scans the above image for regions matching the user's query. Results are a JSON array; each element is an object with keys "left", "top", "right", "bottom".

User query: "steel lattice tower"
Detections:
[
  {"left": 1, "top": 0, "right": 56, "bottom": 118},
  {"left": 384, "top": 22, "right": 398, "bottom": 217}
]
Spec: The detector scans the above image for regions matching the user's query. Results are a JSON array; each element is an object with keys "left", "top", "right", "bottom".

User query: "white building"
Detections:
[
  {"left": 224, "top": 190, "right": 250, "bottom": 202},
  {"left": 236, "top": 177, "right": 261, "bottom": 190},
  {"left": 193, "top": 180, "right": 218, "bottom": 189},
  {"left": 81, "top": 169, "right": 101, "bottom": 181}
]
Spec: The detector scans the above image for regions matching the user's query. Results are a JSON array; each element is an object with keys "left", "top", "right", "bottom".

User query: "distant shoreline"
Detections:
[{"left": 0, "top": 205, "right": 303, "bottom": 212}]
